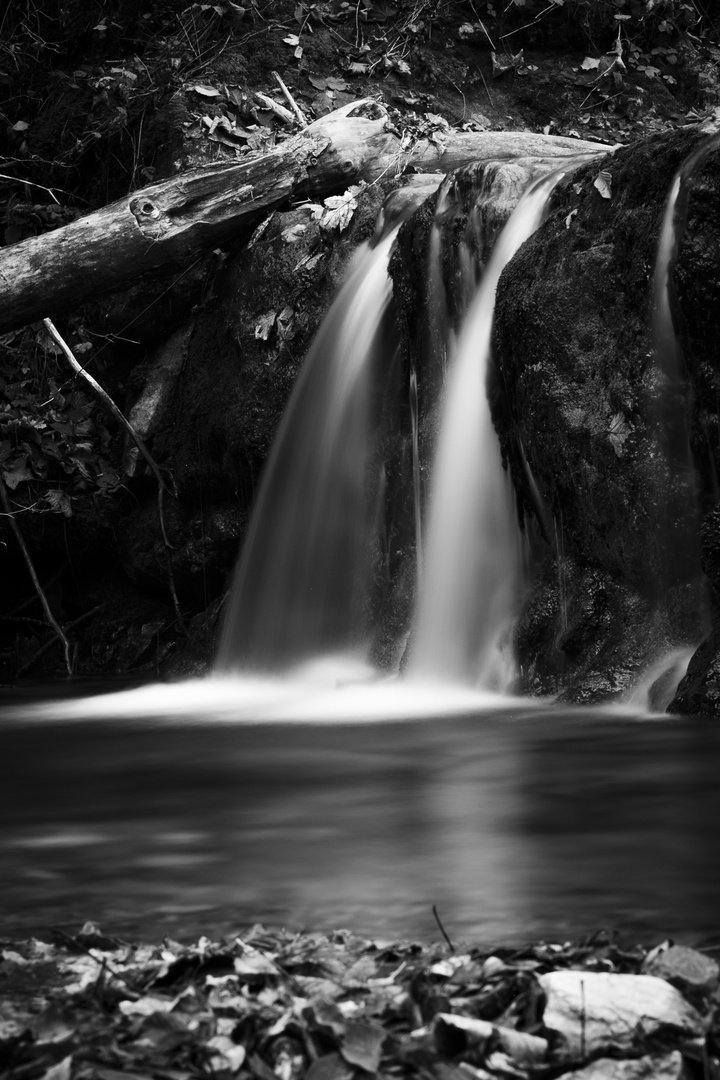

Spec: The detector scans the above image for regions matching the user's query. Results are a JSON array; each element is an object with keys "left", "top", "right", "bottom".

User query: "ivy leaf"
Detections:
[
  {"left": 320, "top": 186, "right": 362, "bottom": 231},
  {"left": 95, "top": 471, "right": 120, "bottom": 493},
  {"left": 3, "top": 456, "right": 33, "bottom": 489},
  {"left": 44, "top": 489, "right": 73, "bottom": 517}
]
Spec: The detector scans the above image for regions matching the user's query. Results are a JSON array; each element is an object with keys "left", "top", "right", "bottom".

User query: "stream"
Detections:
[{"left": 1, "top": 683, "right": 718, "bottom": 947}]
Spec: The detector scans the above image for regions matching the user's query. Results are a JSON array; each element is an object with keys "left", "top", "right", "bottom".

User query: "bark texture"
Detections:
[{"left": 0, "top": 100, "right": 610, "bottom": 334}]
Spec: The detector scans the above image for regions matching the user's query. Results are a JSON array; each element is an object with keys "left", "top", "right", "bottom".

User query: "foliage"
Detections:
[
  {"left": 459, "top": 0, "right": 708, "bottom": 53},
  {"left": 0, "top": 924, "right": 718, "bottom": 1080},
  {"left": 0, "top": 327, "right": 121, "bottom": 524}
]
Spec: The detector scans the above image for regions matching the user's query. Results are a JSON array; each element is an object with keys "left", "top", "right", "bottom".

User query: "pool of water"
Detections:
[{"left": 1, "top": 677, "right": 719, "bottom": 947}]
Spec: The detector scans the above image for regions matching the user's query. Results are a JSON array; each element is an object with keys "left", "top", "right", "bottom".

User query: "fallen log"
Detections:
[{"left": 0, "top": 100, "right": 612, "bottom": 334}]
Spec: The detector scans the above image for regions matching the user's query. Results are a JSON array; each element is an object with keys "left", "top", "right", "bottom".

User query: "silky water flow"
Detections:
[
  {"left": 410, "top": 169, "right": 570, "bottom": 689},
  {"left": 5, "top": 152, "right": 720, "bottom": 944},
  {"left": 8, "top": 144, "right": 718, "bottom": 716},
  {"left": 215, "top": 227, "right": 400, "bottom": 674}
]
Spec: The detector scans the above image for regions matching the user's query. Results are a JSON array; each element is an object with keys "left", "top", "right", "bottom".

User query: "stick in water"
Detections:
[{"left": 432, "top": 904, "right": 455, "bottom": 953}]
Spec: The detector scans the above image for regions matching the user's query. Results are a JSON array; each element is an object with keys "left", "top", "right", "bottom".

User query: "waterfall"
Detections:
[
  {"left": 215, "top": 228, "right": 399, "bottom": 674},
  {"left": 647, "top": 133, "right": 720, "bottom": 601},
  {"left": 410, "top": 169, "right": 570, "bottom": 688}
]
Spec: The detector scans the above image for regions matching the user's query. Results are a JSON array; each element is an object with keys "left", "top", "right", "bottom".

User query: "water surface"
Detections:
[{"left": 1, "top": 680, "right": 718, "bottom": 947}]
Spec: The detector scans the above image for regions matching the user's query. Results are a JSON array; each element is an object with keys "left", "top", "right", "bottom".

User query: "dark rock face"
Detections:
[{"left": 491, "top": 127, "right": 720, "bottom": 707}]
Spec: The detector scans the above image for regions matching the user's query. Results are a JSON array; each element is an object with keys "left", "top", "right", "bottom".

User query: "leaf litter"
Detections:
[{"left": 1, "top": 923, "right": 720, "bottom": 1080}]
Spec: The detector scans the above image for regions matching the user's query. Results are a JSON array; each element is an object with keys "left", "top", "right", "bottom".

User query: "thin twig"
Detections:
[
  {"left": 432, "top": 904, "right": 455, "bottom": 953},
  {"left": 478, "top": 65, "right": 493, "bottom": 108},
  {"left": 43, "top": 319, "right": 187, "bottom": 635},
  {"left": 0, "top": 174, "right": 62, "bottom": 202},
  {"left": 468, "top": 0, "right": 496, "bottom": 49},
  {"left": 500, "top": 2, "right": 558, "bottom": 38},
  {"left": 0, "top": 473, "right": 72, "bottom": 675},
  {"left": 16, "top": 604, "right": 103, "bottom": 677},
  {"left": 272, "top": 70, "right": 308, "bottom": 126}
]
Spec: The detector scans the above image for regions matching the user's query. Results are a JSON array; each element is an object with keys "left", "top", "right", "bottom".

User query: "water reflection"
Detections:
[{"left": 0, "top": 691, "right": 718, "bottom": 945}]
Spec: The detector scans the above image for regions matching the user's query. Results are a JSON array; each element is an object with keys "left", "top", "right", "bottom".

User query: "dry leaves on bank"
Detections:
[{"left": 1, "top": 924, "right": 719, "bottom": 1080}]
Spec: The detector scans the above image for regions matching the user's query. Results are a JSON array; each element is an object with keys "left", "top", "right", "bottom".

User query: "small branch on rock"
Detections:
[
  {"left": 43, "top": 318, "right": 187, "bottom": 636},
  {"left": 272, "top": 71, "right": 308, "bottom": 127},
  {"left": 0, "top": 473, "right": 73, "bottom": 675},
  {"left": 255, "top": 91, "right": 296, "bottom": 126}
]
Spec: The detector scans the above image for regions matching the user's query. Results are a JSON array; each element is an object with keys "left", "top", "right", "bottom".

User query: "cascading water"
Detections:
[
  {"left": 410, "top": 169, "right": 570, "bottom": 688},
  {"left": 215, "top": 227, "right": 399, "bottom": 673}
]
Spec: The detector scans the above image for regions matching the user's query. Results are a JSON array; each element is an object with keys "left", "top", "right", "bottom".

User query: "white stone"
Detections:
[{"left": 539, "top": 970, "right": 703, "bottom": 1056}]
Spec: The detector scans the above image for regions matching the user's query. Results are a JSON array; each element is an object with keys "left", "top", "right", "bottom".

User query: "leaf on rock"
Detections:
[
  {"left": 255, "top": 312, "right": 277, "bottom": 340},
  {"left": 593, "top": 170, "right": 612, "bottom": 199},
  {"left": 340, "top": 1020, "right": 385, "bottom": 1072},
  {"left": 320, "top": 185, "right": 363, "bottom": 232},
  {"left": 282, "top": 223, "right": 308, "bottom": 243}
]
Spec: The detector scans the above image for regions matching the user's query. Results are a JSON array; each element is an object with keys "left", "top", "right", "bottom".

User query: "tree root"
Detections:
[{"left": 43, "top": 318, "right": 187, "bottom": 636}]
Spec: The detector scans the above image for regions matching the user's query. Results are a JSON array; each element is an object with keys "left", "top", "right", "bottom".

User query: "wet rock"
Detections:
[
  {"left": 539, "top": 969, "right": 704, "bottom": 1057},
  {"left": 562, "top": 1050, "right": 689, "bottom": 1080},
  {"left": 492, "top": 127, "right": 720, "bottom": 705},
  {"left": 124, "top": 323, "right": 194, "bottom": 478},
  {"left": 641, "top": 943, "right": 719, "bottom": 994}
]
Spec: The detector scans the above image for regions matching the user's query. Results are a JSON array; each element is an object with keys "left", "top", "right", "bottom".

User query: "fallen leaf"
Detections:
[
  {"left": 305, "top": 1053, "right": 354, "bottom": 1080},
  {"left": 192, "top": 84, "right": 221, "bottom": 97},
  {"left": 207, "top": 1034, "right": 246, "bottom": 1073},
  {"left": 40, "top": 1057, "right": 73, "bottom": 1080},
  {"left": 119, "top": 995, "right": 176, "bottom": 1017},
  {"left": 340, "top": 1021, "right": 385, "bottom": 1071},
  {"left": 254, "top": 312, "right": 277, "bottom": 340},
  {"left": 320, "top": 188, "right": 360, "bottom": 232},
  {"left": 593, "top": 170, "right": 612, "bottom": 199},
  {"left": 281, "top": 223, "right": 308, "bottom": 244},
  {"left": 3, "top": 457, "right": 33, "bottom": 489},
  {"left": 491, "top": 49, "right": 523, "bottom": 77}
]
